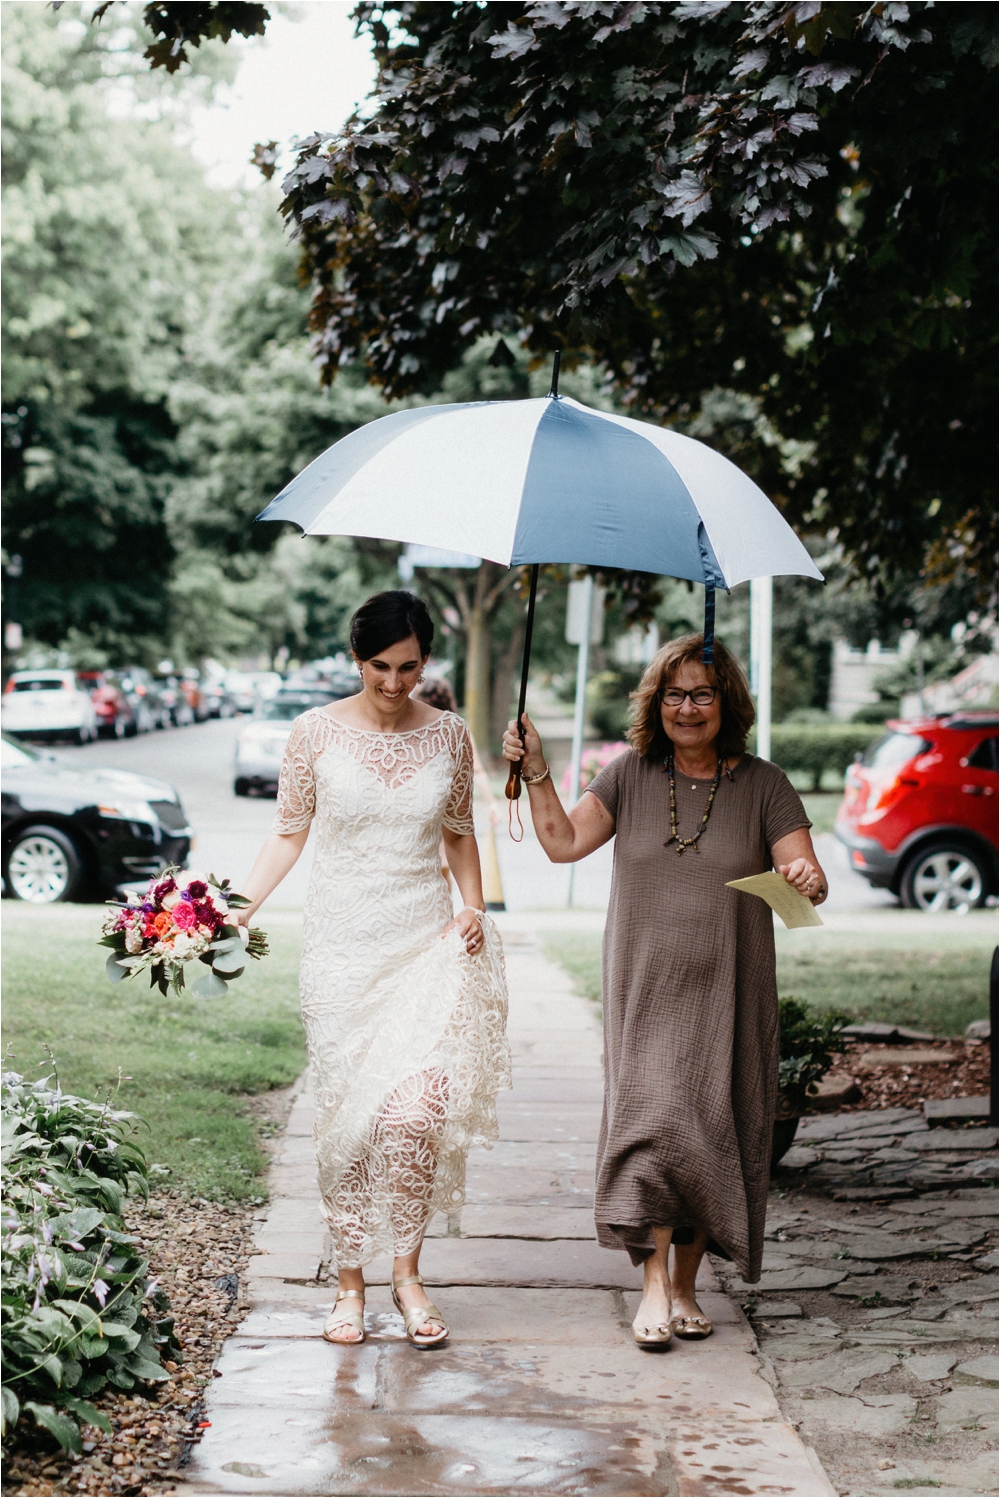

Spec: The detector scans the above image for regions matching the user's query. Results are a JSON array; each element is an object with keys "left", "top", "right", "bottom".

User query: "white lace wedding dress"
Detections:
[{"left": 273, "top": 707, "right": 510, "bottom": 1269}]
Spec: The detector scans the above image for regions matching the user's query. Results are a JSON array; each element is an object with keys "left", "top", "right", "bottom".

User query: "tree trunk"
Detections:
[
  {"left": 490, "top": 616, "right": 525, "bottom": 750},
  {"left": 464, "top": 599, "right": 491, "bottom": 753}
]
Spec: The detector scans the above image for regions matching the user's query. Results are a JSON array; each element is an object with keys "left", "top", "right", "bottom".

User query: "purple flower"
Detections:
[{"left": 184, "top": 880, "right": 208, "bottom": 900}]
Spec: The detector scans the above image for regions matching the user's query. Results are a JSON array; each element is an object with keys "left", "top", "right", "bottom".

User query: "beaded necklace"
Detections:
[{"left": 663, "top": 752, "right": 725, "bottom": 855}]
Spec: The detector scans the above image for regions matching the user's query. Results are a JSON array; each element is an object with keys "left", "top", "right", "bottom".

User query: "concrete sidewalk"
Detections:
[{"left": 185, "top": 927, "right": 835, "bottom": 1496}]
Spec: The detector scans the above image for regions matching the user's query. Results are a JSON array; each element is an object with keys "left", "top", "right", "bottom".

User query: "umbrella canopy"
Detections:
[
  {"left": 257, "top": 363, "right": 822, "bottom": 821},
  {"left": 258, "top": 393, "right": 822, "bottom": 593}
]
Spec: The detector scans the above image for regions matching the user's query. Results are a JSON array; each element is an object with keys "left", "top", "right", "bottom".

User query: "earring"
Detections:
[
  {"left": 418, "top": 670, "right": 426, "bottom": 683},
  {"left": 356, "top": 663, "right": 364, "bottom": 678}
]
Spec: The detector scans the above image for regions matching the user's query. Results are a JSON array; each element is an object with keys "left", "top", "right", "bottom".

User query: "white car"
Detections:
[
  {"left": 233, "top": 685, "right": 356, "bottom": 795},
  {"left": 1, "top": 671, "right": 100, "bottom": 744},
  {"left": 223, "top": 669, "right": 283, "bottom": 715}
]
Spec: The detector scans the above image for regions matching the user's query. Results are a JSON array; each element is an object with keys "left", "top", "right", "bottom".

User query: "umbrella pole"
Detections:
[{"left": 505, "top": 563, "right": 540, "bottom": 811}]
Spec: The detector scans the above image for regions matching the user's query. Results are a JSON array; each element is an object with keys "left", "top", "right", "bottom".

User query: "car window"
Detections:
[
  {"left": 1, "top": 735, "right": 40, "bottom": 766},
  {"left": 262, "top": 695, "right": 334, "bottom": 720},
  {"left": 861, "top": 731, "right": 931, "bottom": 769},
  {"left": 967, "top": 735, "right": 999, "bottom": 772},
  {"left": 12, "top": 678, "right": 66, "bottom": 692}
]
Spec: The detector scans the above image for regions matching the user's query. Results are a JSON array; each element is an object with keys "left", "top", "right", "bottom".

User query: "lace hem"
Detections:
[{"left": 312, "top": 917, "right": 510, "bottom": 1268}]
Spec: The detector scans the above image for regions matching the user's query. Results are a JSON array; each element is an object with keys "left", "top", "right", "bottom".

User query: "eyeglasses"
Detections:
[{"left": 661, "top": 687, "right": 718, "bottom": 708}]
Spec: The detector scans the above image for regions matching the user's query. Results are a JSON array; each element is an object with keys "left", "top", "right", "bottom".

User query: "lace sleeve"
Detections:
[
  {"left": 272, "top": 717, "right": 316, "bottom": 834},
  {"left": 442, "top": 719, "right": 475, "bottom": 836}
]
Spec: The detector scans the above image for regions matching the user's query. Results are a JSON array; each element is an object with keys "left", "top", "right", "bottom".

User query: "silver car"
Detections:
[{"left": 233, "top": 684, "right": 358, "bottom": 796}]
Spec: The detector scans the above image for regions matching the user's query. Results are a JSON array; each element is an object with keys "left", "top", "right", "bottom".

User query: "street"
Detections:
[{"left": 61, "top": 717, "right": 896, "bottom": 916}]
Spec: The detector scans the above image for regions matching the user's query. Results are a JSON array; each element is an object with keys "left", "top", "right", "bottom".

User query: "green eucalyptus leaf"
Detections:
[{"left": 191, "top": 969, "right": 229, "bottom": 998}]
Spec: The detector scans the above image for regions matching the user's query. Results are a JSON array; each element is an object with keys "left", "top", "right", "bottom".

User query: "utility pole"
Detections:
[
  {"left": 565, "top": 574, "right": 604, "bottom": 906},
  {"left": 750, "top": 576, "right": 773, "bottom": 761}
]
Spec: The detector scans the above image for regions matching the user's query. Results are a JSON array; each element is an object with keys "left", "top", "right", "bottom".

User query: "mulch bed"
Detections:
[
  {"left": 2, "top": 1194, "right": 259, "bottom": 1497},
  {"left": 813, "top": 1037, "right": 993, "bottom": 1116}
]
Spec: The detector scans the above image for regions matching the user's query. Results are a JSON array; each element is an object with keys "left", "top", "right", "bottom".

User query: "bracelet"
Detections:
[{"left": 522, "top": 763, "right": 550, "bottom": 786}]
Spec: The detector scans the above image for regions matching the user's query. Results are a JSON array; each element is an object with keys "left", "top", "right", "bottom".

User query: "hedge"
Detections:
[{"left": 748, "top": 724, "right": 885, "bottom": 790}]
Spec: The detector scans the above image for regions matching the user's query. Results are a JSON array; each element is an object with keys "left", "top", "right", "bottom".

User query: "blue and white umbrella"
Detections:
[
  {"left": 259, "top": 385, "right": 821, "bottom": 593},
  {"left": 258, "top": 358, "right": 822, "bottom": 799}
]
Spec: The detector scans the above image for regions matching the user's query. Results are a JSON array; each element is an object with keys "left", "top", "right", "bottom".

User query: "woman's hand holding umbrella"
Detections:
[{"left": 502, "top": 713, "right": 615, "bottom": 864}]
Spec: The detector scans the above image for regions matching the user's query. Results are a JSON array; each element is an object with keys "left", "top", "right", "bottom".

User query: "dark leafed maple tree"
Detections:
[{"left": 115, "top": 1, "right": 997, "bottom": 613}]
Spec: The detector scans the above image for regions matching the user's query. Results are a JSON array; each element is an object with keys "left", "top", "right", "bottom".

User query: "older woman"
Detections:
[{"left": 503, "top": 633, "right": 826, "bottom": 1348}]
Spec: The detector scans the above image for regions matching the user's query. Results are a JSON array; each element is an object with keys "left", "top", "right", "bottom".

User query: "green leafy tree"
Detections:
[
  {"left": 1, "top": 4, "right": 238, "bottom": 661},
  {"left": 262, "top": 1, "right": 996, "bottom": 604}
]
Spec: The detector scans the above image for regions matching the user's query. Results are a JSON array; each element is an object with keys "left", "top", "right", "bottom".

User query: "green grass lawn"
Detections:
[
  {"left": 543, "top": 926, "right": 995, "bottom": 1037},
  {"left": 2, "top": 904, "right": 307, "bottom": 1200}
]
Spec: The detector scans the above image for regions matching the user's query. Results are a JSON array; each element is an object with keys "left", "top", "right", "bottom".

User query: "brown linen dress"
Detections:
[{"left": 586, "top": 749, "right": 810, "bottom": 1284}]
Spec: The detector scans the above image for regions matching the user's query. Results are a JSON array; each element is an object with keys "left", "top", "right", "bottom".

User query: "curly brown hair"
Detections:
[{"left": 627, "top": 634, "right": 756, "bottom": 762}]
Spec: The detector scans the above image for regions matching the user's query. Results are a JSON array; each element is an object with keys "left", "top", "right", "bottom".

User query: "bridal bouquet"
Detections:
[{"left": 100, "top": 868, "right": 268, "bottom": 997}]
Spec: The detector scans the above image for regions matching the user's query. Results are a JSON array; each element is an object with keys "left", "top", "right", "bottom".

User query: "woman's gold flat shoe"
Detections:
[
  {"left": 323, "top": 1288, "right": 365, "bottom": 1344},
  {"left": 392, "top": 1273, "right": 449, "bottom": 1348},
  {"left": 632, "top": 1321, "right": 672, "bottom": 1348},
  {"left": 671, "top": 1313, "right": 712, "bottom": 1339}
]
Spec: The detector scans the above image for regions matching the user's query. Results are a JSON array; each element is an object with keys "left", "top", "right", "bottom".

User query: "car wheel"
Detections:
[
  {"left": 234, "top": 777, "right": 250, "bottom": 797},
  {"left": 900, "top": 842, "right": 990, "bottom": 914},
  {"left": 6, "top": 826, "right": 85, "bottom": 904}
]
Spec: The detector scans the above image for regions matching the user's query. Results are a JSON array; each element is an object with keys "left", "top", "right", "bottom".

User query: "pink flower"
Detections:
[{"left": 172, "top": 901, "right": 197, "bottom": 931}]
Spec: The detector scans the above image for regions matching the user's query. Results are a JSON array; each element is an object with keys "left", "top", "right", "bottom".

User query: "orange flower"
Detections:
[{"left": 153, "top": 911, "right": 173, "bottom": 937}]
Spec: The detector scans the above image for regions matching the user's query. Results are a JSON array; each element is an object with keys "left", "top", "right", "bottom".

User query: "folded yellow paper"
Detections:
[{"left": 725, "top": 871, "right": 824, "bottom": 929}]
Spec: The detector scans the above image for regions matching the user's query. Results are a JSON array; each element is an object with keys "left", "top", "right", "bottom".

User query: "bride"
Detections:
[{"left": 238, "top": 591, "right": 509, "bottom": 1347}]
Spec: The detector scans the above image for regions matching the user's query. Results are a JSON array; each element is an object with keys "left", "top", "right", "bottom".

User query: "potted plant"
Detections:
[{"left": 772, "top": 999, "right": 851, "bottom": 1167}]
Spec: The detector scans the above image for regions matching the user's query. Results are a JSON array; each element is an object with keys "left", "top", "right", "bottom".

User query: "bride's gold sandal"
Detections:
[
  {"left": 392, "top": 1274, "right": 449, "bottom": 1348},
  {"left": 322, "top": 1288, "right": 366, "bottom": 1344}
]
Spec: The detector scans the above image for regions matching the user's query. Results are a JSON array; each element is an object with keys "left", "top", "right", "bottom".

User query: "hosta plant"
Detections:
[
  {"left": 777, "top": 998, "right": 850, "bottom": 1119},
  {"left": 1, "top": 1070, "right": 178, "bottom": 1453}
]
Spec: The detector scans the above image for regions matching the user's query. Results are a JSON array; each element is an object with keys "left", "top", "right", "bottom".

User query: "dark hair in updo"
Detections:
[{"left": 350, "top": 590, "right": 434, "bottom": 662}]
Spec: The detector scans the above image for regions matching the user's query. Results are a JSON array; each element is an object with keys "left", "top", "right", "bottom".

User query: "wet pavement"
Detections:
[{"left": 183, "top": 930, "right": 835, "bottom": 1496}]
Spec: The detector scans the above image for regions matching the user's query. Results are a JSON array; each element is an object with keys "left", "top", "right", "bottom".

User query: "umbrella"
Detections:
[{"left": 258, "top": 355, "right": 822, "bottom": 811}]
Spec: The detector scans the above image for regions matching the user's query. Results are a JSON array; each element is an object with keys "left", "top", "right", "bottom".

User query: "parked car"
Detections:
[
  {"left": 200, "top": 677, "right": 236, "bottom": 719},
  {"left": 233, "top": 681, "right": 359, "bottom": 796},
  {"left": 76, "top": 670, "right": 136, "bottom": 739},
  {"left": 156, "top": 675, "right": 195, "bottom": 727},
  {"left": 117, "top": 667, "right": 168, "bottom": 732},
  {"left": 835, "top": 713, "right": 998, "bottom": 912},
  {"left": 1, "top": 734, "right": 192, "bottom": 903},
  {"left": 1, "top": 671, "right": 100, "bottom": 745},
  {"left": 223, "top": 670, "right": 283, "bottom": 714},
  {"left": 179, "top": 672, "right": 210, "bottom": 723}
]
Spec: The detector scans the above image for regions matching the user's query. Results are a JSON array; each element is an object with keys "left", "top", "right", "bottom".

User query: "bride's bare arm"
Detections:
[
  {"left": 441, "top": 828, "right": 486, "bottom": 954},
  {"left": 501, "top": 713, "right": 615, "bottom": 863},
  {"left": 237, "top": 829, "right": 310, "bottom": 921}
]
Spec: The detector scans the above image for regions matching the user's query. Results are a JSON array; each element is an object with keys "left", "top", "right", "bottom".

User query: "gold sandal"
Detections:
[
  {"left": 671, "top": 1313, "right": 713, "bottom": 1340},
  {"left": 322, "top": 1288, "right": 365, "bottom": 1344},
  {"left": 392, "top": 1274, "right": 449, "bottom": 1347}
]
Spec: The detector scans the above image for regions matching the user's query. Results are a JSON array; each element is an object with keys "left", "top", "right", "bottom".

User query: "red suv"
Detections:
[{"left": 836, "top": 713, "right": 998, "bottom": 912}]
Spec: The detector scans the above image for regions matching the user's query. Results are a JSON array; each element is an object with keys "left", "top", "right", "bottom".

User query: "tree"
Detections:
[
  {"left": 263, "top": 1, "right": 995, "bottom": 606},
  {"left": 1, "top": 3, "right": 238, "bottom": 660}
]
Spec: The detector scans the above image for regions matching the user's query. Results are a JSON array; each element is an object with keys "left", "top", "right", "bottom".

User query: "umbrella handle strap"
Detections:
[{"left": 505, "top": 743, "right": 525, "bottom": 842}]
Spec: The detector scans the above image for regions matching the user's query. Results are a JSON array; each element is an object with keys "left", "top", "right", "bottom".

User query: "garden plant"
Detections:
[{"left": 1, "top": 1069, "right": 177, "bottom": 1454}]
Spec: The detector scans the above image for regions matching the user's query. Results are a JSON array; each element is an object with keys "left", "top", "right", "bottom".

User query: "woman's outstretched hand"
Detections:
[
  {"left": 779, "top": 857, "right": 827, "bottom": 905},
  {"left": 501, "top": 713, "right": 547, "bottom": 779},
  {"left": 443, "top": 906, "right": 485, "bottom": 955}
]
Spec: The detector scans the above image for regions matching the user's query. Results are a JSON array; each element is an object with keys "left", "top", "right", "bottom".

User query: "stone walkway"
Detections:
[
  {"left": 721, "top": 1118, "right": 999, "bottom": 1496},
  {"left": 185, "top": 927, "right": 834, "bottom": 1496}
]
